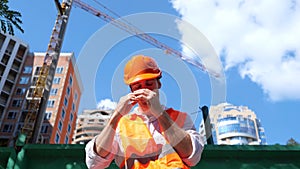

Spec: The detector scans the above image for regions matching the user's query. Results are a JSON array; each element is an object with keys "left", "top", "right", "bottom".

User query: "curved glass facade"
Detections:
[
  {"left": 202, "top": 103, "right": 267, "bottom": 145},
  {"left": 218, "top": 117, "right": 256, "bottom": 139}
]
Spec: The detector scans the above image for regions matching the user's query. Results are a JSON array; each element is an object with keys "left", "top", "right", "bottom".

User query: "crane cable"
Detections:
[{"left": 73, "top": 0, "right": 220, "bottom": 77}]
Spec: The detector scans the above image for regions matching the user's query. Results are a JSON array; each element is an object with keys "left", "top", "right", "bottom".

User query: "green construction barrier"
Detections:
[
  {"left": 0, "top": 147, "right": 16, "bottom": 169},
  {"left": 11, "top": 144, "right": 300, "bottom": 169},
  {"left": 198, "top": 145, "right": 300, "bottom": 169},
  {"left": 13, "top": 144, "right": 87, "bottom": 169}
]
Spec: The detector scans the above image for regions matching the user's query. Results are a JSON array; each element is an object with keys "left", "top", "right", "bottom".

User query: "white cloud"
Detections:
[
  {"left": 97, "top": 99, "right": 117, "bottom": 110},
  {"left": 171, "top": 0, "right": 300, "bottom": 101}
]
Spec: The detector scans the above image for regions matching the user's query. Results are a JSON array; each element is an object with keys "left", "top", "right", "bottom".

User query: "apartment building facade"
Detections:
[
  {"left": 0, "top": 33, "right": 29, "bottom": 146},
  {"left": 200, "top": 103, "right": 267, "bottom": 145},
  {"left": 28, "top": 52, "right": 83, "bottom": 144},
  {"left": 72, "top": 109, "right": 112, "bottom": 144},
  {"left": 0, "top": 33, "right": 83, "bottom": 146}
]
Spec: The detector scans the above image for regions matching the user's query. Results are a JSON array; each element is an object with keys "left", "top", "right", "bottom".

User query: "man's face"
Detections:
[
  {"left": 130, "top": 78, "right": 160, "bottom": 92},
  {"left": 130, "top": 79, "right": 161, "bottom": 113}
]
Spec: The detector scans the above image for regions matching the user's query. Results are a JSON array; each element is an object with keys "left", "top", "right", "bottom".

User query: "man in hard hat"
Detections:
[{"left": 85, "top": 55, "right": 204, "bottom": 169}]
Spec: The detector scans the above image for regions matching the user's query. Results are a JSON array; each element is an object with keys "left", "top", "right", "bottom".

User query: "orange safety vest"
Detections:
[{"left": 118, "top": 108, "right": 189, "bottom": 169}]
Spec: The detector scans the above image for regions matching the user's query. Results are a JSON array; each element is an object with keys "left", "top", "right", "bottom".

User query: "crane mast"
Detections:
[{"left": 21, "top": 0, "right": 73, "bottom": 143}]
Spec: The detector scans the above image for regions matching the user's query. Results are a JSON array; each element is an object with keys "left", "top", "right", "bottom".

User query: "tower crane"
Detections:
[
  {"left": 73, "top": 0, "right": 216, "bottom": 74},
  {"left": 20, "top": 0, "right": 73, "bottom": 144},
  {"left": 20, "top": 0, "right": 218, "bottom": 144}
]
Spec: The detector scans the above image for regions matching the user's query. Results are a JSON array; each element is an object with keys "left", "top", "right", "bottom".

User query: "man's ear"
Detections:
[
  {"left": 129, "top": 85, "right": 133, "bottom": 92},
  {"left": 157, "top": 79, "right": 162, "bottom": 89}
]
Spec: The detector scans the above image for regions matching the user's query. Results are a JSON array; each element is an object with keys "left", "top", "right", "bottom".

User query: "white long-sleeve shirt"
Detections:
[{"left": 85, "top": 108, "right": 204, "bottom": 169}]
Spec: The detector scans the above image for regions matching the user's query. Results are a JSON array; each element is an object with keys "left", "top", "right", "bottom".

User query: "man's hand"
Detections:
[
  {"left": 94, "top": 92, "right": 138, "bottom": 158},
  {"left": 131, "top": 89, "right": 164, "bottom": 117},
  {"left": 132, "top": 89, "right": 193, "bottom": 158},
  {"left": 113, "top": 93, "right": 137, "bottom": 117}
]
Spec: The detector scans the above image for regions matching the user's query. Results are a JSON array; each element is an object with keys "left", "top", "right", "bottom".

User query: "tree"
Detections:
[
  {"left": 287, "top": 138, "right": 300, "bottom": 145},
  {"left": 0, "top": 0, "right": 23, "bottom": 35}
]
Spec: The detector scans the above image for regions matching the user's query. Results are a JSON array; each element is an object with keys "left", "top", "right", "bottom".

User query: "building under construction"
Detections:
[{"left": 0, "top": 33, "right": 83, "bottom": 146}]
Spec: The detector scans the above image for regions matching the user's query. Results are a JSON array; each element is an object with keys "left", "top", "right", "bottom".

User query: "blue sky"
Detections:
[{"left": 9, "top": 0, "right": 300, "bottom": 145}]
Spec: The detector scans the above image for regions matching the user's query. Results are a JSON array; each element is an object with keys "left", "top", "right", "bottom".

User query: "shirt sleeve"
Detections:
[
  {"left": 181, "top": 114, "right": 205, "bottom": 166},
  {"left": 85, "top": 137, "right": 118, "bottom": 169}
]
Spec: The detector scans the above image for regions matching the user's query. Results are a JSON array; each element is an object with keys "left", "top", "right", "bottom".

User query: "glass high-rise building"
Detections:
[{"left": 200, "top": 103, "right": 267, "bottom": 145}]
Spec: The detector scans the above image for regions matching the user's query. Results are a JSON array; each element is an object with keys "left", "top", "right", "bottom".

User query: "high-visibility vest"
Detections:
[{"left": 118, "top": 108, "right": 190, "bottom": 169}]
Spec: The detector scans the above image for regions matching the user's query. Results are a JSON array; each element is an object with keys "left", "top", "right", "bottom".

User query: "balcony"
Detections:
[
  {"left": 7, "top": 72, "right": 17, "bottom": 82},
  {"left": 0, "top": 93, "right": 9, "bottom": 106},
  {"left": 16, "top": 45, "right": 27, "bottom": 61},
  {"left": 5, "top": 49, "right": 12, "bottom": 56},
  {"left": 0, "top": 64, "right": 5, "bottom": 76},
  {"left": 11, "top": 60, "right": 21, "bottom": 72},
  {"left": 0, "top": 98, "right": 7, "bottom": 106},
  {"left": 1, "top": 54, "right": 10, "bottom": 65},
  {"left": 2, "top": 86, "right": 12, "bottom": 94},
  {"left": 2, "top": 81, "right": 13, "bottom": 94},
  {"left": 73, "top": 135, "right": 94, "bottom": 143}
]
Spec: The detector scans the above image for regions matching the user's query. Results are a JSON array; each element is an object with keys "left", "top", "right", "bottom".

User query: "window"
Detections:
[
  {"left": 44, "top": 111, "right": 52, "bottom": 120},
  {"left": 12, "top": 100, "right": 22, "bottom": 107},
  {"left": 70, "top": 113, "right": 73, "bottom": 121},
  {"left": 69, "top": 75, "right": 73, "bottom": 85},
  {"left": 66, "top": 87, "right": 70, "bottom": 96},
  {"left": 31, "top": 77, "right": 38, "bottom": 85},
  {"left": 74, "top": 92, "right": 78, "bottom": 101},
  {"left": 53, "top": 77, "right": 61, "bottom": 84},
  {"left": 50, "top": 88, "right": 58, "bottom": 95},
  {"left": 56, "top": 67, "right": 64, "bottom": 74},
  {"left": 67, "top": 124, "right": 71, "bottom": 133},
  {"left": 65, "top": 136, "right": 69, "bottom": 144},
  {"left": 23, "top": 100, "right": 30, "bottom": 110},
  {"left": 2, "top": 124, "right": 13, "bottom": 133},
  {"left": 64, "top": 97, "right": 68, "bottom": 106},
  {"left": 55, "top": 133, "right": 60, "bottom": 143},
  {"left": 7, "top": 111, "right": 17, "bottom": 119},
  {"left": 72, "top": 103, "right": 75, "bottom": 111},
  {"left": 19, "top": 77, "right": 29, "bottom": 84},
  {"left": 19, "top": 111, "right": 28, "bottom": 122},
  {"left": 16, "top": 88, "right": 26, "bottom": 95},
  {"left": 23, "top": 66, "right": 32, "bottom": 74},
  {"left": 27, "top": 88, "right": 35, "bottom": 97},
  {"left": 58, "top": 121, "right": 63, "bottom": 131},
  {"left": 16, "top": 124, "right": 24, "bottom": 133},
  {"left": 41, "top": 125, "right": 48, "bottom": 133},
  {"left": 47, "top": 100, "right": 55, "bottom": 108},
  {"left": 61, "top": 109, "right": 65, "bottom": 119},
  {"left": 34, "top": 66, "right": 42, "bottom": 75}
]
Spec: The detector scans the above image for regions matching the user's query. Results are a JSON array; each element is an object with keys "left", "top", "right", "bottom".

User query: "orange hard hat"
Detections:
[{"left": 124, "top": 55, "right": 162, "bottom": 85}]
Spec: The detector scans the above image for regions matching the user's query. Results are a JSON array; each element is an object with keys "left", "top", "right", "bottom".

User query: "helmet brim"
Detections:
[{"left": 125, "top": 72, "right": 161, "bottom": 85}]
